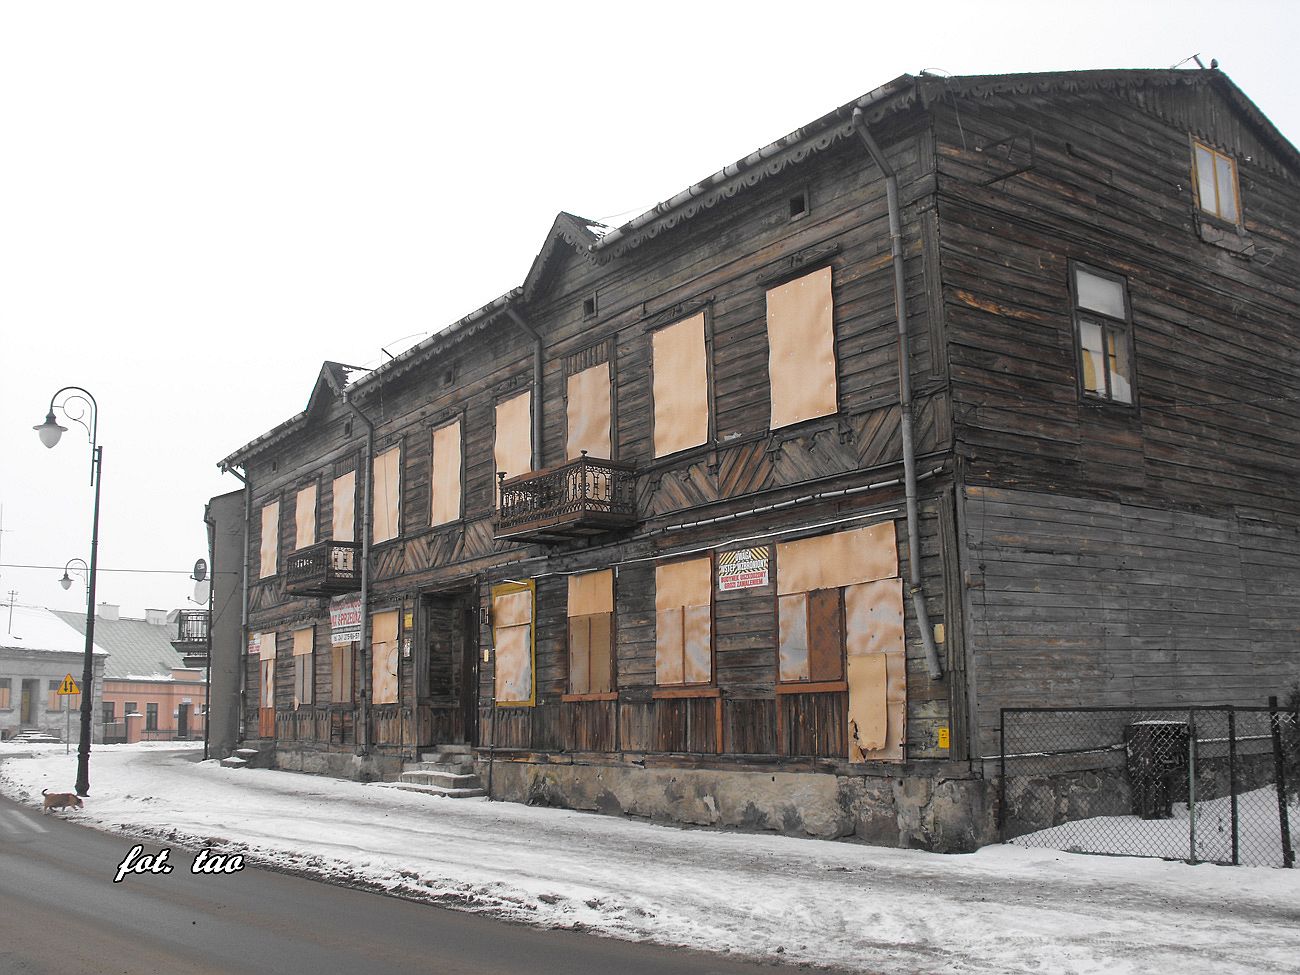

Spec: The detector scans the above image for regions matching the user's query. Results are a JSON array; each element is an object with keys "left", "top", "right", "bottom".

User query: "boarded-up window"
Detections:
[
  {"left": 568, "top": 569, "right": 614, "bottom": 694},
  {"left": 294, "top": 483, "right": 317, "bottom": 551},
  {"left": 492, "top": 581, "right": 535, "bottom": 705},
  {"left": 370, "top": 610, "right": 399, "bottom": 705},
  {"left": 494, "top": 391, "right": 532, "bottom": 499},
  {"left": 430, "top": 420, "right": 462, "bottom": 526},
  {"left": 654, "top": 558, "right": 712, "bottom": 685},
  {"left": 766, "top": 266, "right": 837, "bottom": 429},
  {"left": 845, "top": 579, "right": 906, "bottom": 762},
  {"left": 0, "top": 678, "right": 9, "bottom": 710},
  {"left": 259, "top": 501, "right": 279, "bottom": 578},
  {"left": 652, "top": 312, "right": 709, "bottom": 457},
  {"left": 566, "top": 362, "right": 612, "bottom": 460},
  {"left": 372, "top": 446, "right": 401, "bottom": 544},
  {"left": 331, "top": 643, "right": 354, "bottom": 704},
  {"left": 259, "top": 632, "right": 276, "bottom": 709},
  {"left": 332, "top": 471, "right": 356, "bottom": 542},
  {"left": 292, "top": 626, "right": 314, "bottom": 708}
]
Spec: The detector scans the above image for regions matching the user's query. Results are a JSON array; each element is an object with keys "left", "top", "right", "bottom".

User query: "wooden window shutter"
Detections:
[
  {"left": 807, "top": 588, "right": 845, "bottom": 682},
  {"left": 766, "top": 266, "right": 837, "bottom": 429},
  {"left": 566, "top": 362, "right": 612, "bottom": 461},
  {"left": 370, "top": 610, "right": 400, "bottom": 705},
  {"left": 654, "top": 558, "right": 712, "bottom": 685},
  {"left": 492, "top": 581, "right": 535, "bottom": 706},
  {"left": 332, "top": 471, "right": 355, "bottom": 542},
  {"left": 494, "top": 391, "right": 532, "bottom": 500},
  {"left": 651, "top": 312, "right": 709, "bottom": 457},
  {"left": 430, "top": 420, "right": 462, "bottom": 527},
  {"left": 259, "top": 501, "right": 279, "bottom": 579},
  {"left": 372, "top": 446, "right": 401, "bottom": 544},
  {"left": 295, "top": 484, "right": 317, "bottom": 551}
]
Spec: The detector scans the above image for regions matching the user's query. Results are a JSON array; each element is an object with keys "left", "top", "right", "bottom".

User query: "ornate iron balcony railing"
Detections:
[
  {"left": 285, "top": 540, "right": 362, "bottom": 596},
  {"left": 496, "top": 454, "right": 637, "bottom": 541}
]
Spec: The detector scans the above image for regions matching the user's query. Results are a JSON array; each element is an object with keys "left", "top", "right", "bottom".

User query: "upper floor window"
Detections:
[
  {"left": 494, "top": 390, "right": 532, "bottom": 502},
  {"left": 651, "top": 312, "right": 710, "bottom": 457},
  {"left": 566, "top": 361, "right": 612, "bottom": 461},
  {"left": 294, "top": 482, "right": 317, "bottom": 551},
  {"left": 332, "top": 470, "right": 356, "bottom": 542},
  {"left": 1071, "top": 264, "right": 1134, "bottom": 405},
  {"left": 766, "top": 265, "right": 838, "bottom": 429},
  {"left": 259, "top": 500, "right": 280, "bottom": 578},
  {"left": 372, "top": 445, "right": 401, "bottom": 544},
  {"left": 1193, "top": 141, "right": 1240, "bottom": 224},
  {"left": 430, "top": 419, "right": 462, "bottom": 527}
]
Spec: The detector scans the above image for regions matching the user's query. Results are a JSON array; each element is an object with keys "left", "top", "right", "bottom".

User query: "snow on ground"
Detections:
[{"left": 2, "top": 743, "right": 1298, "bottom": 975}]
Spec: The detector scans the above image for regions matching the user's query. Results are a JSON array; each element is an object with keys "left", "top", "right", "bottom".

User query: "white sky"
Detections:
[
  {"left": 2, "top": 1, "right": 1297, "bottom": 619},
  {"left": 2, "top": 744, "right": 1299, "bottom": 973}
]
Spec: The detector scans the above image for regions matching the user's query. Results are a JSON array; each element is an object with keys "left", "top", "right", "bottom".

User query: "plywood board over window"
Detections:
[
  {"left": 652, "top": 312, "right": 710, "bottom": 457},
  {"left": 766, "top": 266, "right": 837, "bottom": 429},
  {"left": 332, "top": 470, "right": 356, "bottom": 542},
  {"left": 566, "top": 362, "right": 612, "bottom": 460},
  {"left": 430, "top": 419, "right": 462, "bottom": 526},
  {"left": 494, "top": 391, "right": 532, "bottom": 499},
  {"left": 655, "top": 557, "right": 712, "bottom": 686},
  {"left": 568, "top": 569, "right": 614, "bottom": 695},
  {"left": 370, "top": 609, "right": 399, "bottom": 705},
  {"left": 259, "top": 501, "right": 280, "bottom": 578},
  {"left": 372, "top": 446, "right": 401, "bottom": 544},
  {"left": 292, "top": 626, "right": 314, "bottom": 709},
  {"left": 492, "top": 581, "right": 535, "bottom": 706},
  {"left": 259, "top": 632, "right": 277, "bottom": 710},
  {"left": 295, "top": 483, "right": 317, "bottom": 551}
]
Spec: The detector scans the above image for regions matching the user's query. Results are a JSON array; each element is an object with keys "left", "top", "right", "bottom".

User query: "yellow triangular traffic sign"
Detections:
[{"left": 56, "top": 674, "right": 80, "bottom": 695}]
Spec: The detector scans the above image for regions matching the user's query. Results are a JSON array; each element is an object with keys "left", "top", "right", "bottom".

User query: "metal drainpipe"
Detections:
[
  {"left": 220, "top": 464, "right": 253, "bottom": 738},
  {"left": 505, "top": 307, "right": 544, "bottom": 471},
  {"left": 338, "top": 389, "right": 376, "bottom": 756},
  {"left": 852, "top": 106, "right": 944, "bottom": 681}
]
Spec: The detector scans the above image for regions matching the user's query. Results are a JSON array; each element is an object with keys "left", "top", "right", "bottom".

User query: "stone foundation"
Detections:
[{"left": 263, "top": 742, "right": 405, "bottom": 782}]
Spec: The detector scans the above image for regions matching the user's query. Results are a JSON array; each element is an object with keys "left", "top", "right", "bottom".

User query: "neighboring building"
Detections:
[
  {"left": 53, "top": 604, "right": 205, "bottom": 743},
  {"left": 213, "top": 68, "right": 1300, "bottom": 850},
  {"left": 0, "top": 605, "right": 106, "bottom": 742},
  {"left": 205, "top": 490, "right": 247, "bottom": 759}
]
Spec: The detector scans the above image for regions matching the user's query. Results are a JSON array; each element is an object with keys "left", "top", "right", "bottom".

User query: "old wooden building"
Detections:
[{"left": 215, "top": 68, "right": 1300, "bottom": 850}]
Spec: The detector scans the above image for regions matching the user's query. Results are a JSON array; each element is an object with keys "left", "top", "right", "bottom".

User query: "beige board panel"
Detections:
[
  {"left": 652, "top": 312, "right": 709, "bottom": 457},
  {"left": 259, "top": 501, "right": 279, "bottom": 578},
  {"left": 683, "top": 604, "right": 712, "bottom": 684},
  {"left": 292, "top": 627, "right": 314, "bottom": 656},
  {"left": 371, "top": 609, "right": 399, "bottom": 647},
  {"left": 848, "top": 651, "right": 906, "bottom": 762},
  {"left": 767, "top": 265, "right": 837, "bottom": 429},
  {"left": 568, "top": 569, "right": 613, "bottom": 617},
  {"left": 494, "top": 623, "right": 533, "bottom": 704},
  {"left": 494, "top": 588, "right": 533, "bottom": 628},
  {"left": 260, "top": 658, "right": 274, "bottom": 708},
  {"left": 372, "top": 446, "right": 401, "bottom": 544},
  {"left": 566, "top": 362, "right": 612, "bottom": 461},
  {"left": 844, "top": 578, "right": 905, "bottom": 657},
  {"left": 655, "top": 607, "right": 684, "bottom": 685},
  {"left": 259, "top": 631, "right": 277, "bottom": 660},
  {"left": 655, "top": 557, "right": 712, "bottom": 611},
  {"left": 371, "top": 640, "right": 399, "bottom": 705},
  {"left": 776, "top": 523, "right": 898, "bottom": 596},
  {"left": 588, "top": 612, "right": 613, "bottom": 693},
  {"left": 777, "top": 593, "right": 810, "bottom": 681},
  {"left": 431, "top": 420, "right": 462, "bottom": 526},
  {"left": 494, "top": 391, "right": 532, "bottom": 498},
  {"left": 332, "top": 471, "right": 355, "bottom": 542},
  {"left": 569, "top": 616, "right": 591, "bottom": 695},
  {"left": 295, "top": 484, "right": 317, "bottom": 550}
]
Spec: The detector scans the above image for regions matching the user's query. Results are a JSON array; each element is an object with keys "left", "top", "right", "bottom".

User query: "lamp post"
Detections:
[
  {"left": 35, "top": 387, "right": 102, "bottom": 797},
  {"left": 60, "top": 558, "right": 90, "bottom": 597}
]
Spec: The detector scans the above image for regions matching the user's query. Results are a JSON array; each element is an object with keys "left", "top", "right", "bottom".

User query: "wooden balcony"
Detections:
[
  {"left": 170, "top": 609, "right": 210, "bottom": 667},
  {"left": 496, "top": 454, "right": 637, "bottom": 542},
  {"left": 285, "top": 540, "right": 362, "bottom": 596}
]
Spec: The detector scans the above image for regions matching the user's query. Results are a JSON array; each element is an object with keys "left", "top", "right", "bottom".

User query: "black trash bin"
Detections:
[{"left": 1124, "top": 721, "right": 1190, "bottom": 819}]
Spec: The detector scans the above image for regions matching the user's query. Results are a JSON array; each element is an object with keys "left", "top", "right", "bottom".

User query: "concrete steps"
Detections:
[
  {"left": 375, "top": 743, "right": 485, "bottom": 799},
  {"left": 221, "top": 747, "right": 261, "bottom": 769}
]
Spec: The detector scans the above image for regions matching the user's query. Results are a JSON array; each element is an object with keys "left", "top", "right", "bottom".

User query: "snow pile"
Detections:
[{"left": 2, "top": 745, "right": 1298, "bottom": 974}]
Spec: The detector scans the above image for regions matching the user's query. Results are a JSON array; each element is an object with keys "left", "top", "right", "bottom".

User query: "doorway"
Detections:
[
  {"left": 177, "top": 703, "right": 191, "bottom": 739},
  {"left": 418, "top": 589, "right": 479, "bottom": 748},
  {"left": 20, "top": 679, "right": 38, "bottom": 726}
]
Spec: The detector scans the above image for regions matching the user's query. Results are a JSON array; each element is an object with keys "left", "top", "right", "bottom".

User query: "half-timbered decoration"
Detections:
[{"left": 214, "top": 68, "right": 1300, "bottom": 851}]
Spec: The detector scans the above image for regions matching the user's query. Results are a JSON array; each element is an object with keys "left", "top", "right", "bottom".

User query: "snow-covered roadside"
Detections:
[{"left": 2, "top": 744, "right": 1298, "bottom": 975}]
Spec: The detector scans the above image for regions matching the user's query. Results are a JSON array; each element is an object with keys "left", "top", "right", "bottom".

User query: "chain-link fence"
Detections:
[{"left": 998, "top": 703, "right": 1298, "bottom": 868}]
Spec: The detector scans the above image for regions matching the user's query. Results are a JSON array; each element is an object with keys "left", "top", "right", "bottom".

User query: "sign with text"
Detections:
[
  {"left": 717, "top": 546, "right": 770, "bottom": 591},
  {"left": 330, "top": 594, "right": 362, "bottom": 645},
  {"left": 246, "top": 633, "right": 260, "bottom": 656}
]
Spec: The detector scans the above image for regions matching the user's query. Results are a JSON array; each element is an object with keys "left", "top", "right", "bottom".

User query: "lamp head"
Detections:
[
  {"left": 59, "top": 572, "right": 73, "bottom": 591},
  {"left": 35, "top": 412, "right": 67, "bottom": 449}
]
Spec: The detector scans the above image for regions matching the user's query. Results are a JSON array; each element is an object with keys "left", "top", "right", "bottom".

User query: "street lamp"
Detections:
[
  {"left": 35, "top": 387, "right": 102, "bottom": 797},
  {"left": 60, "top": 558, "right": 89, "bottom": 596}
]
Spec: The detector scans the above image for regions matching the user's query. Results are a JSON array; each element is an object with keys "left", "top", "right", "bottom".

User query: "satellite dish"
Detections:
[
  {"left": 192, "top": 559, "right": 208, "bottom": 582},
  {"left": 193, "top": 580, "right": 211, "bottom": 604}
]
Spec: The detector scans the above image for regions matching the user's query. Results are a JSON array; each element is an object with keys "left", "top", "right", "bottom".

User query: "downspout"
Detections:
[
  {"left": 852, "top": 106, "right": 944, "bottom": 681},
  {"left": 219, "top": 464, "right": 252, "bottom": 738},
  {"left": 505, "top": 307, "right": 544, "bottom": 471},
  {"left": 337, "top": 388, "right": 375, "bottom": 755}
]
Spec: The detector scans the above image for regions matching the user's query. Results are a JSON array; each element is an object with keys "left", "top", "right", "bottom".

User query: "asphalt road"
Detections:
[{"left": 0, "top": 794, "right": 788, "bottom": 975}]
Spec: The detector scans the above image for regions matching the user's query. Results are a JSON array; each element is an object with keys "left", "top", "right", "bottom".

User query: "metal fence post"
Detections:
[
  {"left": 999, "top": 709, "right": 1008, "bottom": 844},
  {"left": 1187, "top": 710, "right": 1197, "bottom": 864},
  {"left": 1269, "top": 696, "right": 1294, "bottom": 868},
  {"left": 1228, "top": 707, "right": 1239, "bottom": 867}
]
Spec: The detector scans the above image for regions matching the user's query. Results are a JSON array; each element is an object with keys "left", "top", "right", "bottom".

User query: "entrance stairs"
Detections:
[{"left": 376, "top": 744, "right": 485, "bottom": 799}]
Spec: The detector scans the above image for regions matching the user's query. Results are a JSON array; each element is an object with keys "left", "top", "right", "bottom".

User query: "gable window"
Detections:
[
  {"left": 566, "top": 362, "right": 612, "bottom": 460},
  {"left": 332, "top": 470, "right": 356, "bottom": 542},
  {"left": 654, "top": 557, "right": 713, "bottom": 686},
  {"left": 1071, "top": 263, "right": 1134, "bottom": 405},
  {"left": 494, "top": 390, "right": 532, "bottom": 501},
  {"left": 492, "top": 580, "right": 535, "bottom": 706},
  {"left": 567, "top": 569, "right": 614, "bottom": 695},
  {"left": 372, "top": 445, "right": 401, "bottom": 544},
  {"left": 651, "top": 312, "right": 710, "bottom": 457},
  {"left": 1193, "top": 141, "right": 1240, "bottom": 224},
  {"left": 370, "top": 610, "right": 399, "bottom": 705},
  {"left": 430, "top": 419, "right": 462, "bottom": 526},
  {"left": 766, "top": 265, "right": 838, "bottom": 429},
  {"left": 294, "top": 483, "right": 317, "bottom": 551},
  {"left": 259, "top": 500, "right": 280, "bottom": 578},
  {"left": 292, "top": 626, "right": 314, "bottom": 709}
]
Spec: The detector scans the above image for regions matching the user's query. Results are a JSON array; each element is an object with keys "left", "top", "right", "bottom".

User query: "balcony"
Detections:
[
  {"left": 171, "top": 609, "right": 209, "bottom": 668},
  {"left": 496, "top": 454, "right": 637, "bottom": 542},
  {"left": 285, "top": 540, "right": 362, "bottom": 597}
]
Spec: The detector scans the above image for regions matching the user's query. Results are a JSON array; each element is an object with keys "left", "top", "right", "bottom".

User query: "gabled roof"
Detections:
[
  {"left": 521, "top": 212, "right": 610, "bottom": 301},
  {"left": 50, "top": 611, "right": 185, "bottom": 680}
]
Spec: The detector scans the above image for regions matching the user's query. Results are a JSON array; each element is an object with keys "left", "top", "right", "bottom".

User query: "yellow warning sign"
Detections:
[
  {"left": 937, "top": 726, "right": 950, "bottom": 749},
  {"left": 56, "top": 674, "right": 80, "bottom": 696}
]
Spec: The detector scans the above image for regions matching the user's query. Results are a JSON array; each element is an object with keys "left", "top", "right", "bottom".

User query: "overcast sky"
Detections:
[{"left": 2, "top": 1, "right": 1297, "bottom": 621}]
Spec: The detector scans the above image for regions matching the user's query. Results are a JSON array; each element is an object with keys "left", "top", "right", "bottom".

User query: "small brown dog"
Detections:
[{"left": 42, "top": 789, "right": 83, "bottom": 814}]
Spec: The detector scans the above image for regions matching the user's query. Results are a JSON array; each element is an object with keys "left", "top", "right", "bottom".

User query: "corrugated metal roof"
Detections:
[{"left": 49, "top": 611, "right": 186, "bottom": 680}]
